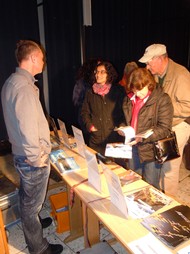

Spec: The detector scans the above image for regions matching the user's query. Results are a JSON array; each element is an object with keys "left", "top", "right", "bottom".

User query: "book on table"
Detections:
[
  {"left": 50, "top": 149, "right": 80, "bottom": 173},
  {"left": 141, "top": 204, "right": 190, "bottom": 248},
  {"left": 125, "top": 185, "right": 172, "bottom": 219},
  {"left": 118, "top": 170, "right": 142, "bottom": 186}
]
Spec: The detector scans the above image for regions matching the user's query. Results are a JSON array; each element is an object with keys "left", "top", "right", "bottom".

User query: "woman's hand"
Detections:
[
  {"left": 117, "top": 130, "right": 125, "bottom": 136},
  {"left": 91, "top": 126, "right": 98, "bottom": 132},
  {"left": 128, "top": 137, "right": 143, "bottom": 145}
]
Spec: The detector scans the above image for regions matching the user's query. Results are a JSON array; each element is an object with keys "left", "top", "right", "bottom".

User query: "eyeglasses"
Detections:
[{"left": 94, "top": 70, "right": 107, "bottom": 75}]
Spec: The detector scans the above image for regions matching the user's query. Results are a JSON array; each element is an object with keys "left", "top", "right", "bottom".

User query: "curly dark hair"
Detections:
[
  {"left": 93, "top": 61, "right": 118, "bottom": 84},
  {"left": 76, "top": 58, "right": 100, "bottom": 86},
  {"left": 128, "top": 68, "right": 156, "bottom": 92}
]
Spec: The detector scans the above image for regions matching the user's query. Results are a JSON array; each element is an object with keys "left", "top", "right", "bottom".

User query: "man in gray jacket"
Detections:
[
  {"left": 139, "top": 43, "right": 190, "bottom": 197},
  {"left": 1, "top": 40, "right": 63, "bottom": 254}
]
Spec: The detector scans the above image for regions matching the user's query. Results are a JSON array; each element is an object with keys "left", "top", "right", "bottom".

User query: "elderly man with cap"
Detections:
[{"left": 139, "top": 43, "right": 190, "bottom": 198}]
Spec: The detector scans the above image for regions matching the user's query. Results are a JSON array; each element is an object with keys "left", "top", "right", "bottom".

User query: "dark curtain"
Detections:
[
  {"left": 85, "top": 0, "right": 190, "bottom": 78},
  {"left": 43, "top": 0, "right": 82, "bottom": 133},
  {"left": 43, "top": 0, "right": 190, "bottom": 133},
  {"left": 0, "top": 0, "right": 40, "bottom": 140},
  {"left": 1, "top": 1, "right": 189, "bottom": 140}
]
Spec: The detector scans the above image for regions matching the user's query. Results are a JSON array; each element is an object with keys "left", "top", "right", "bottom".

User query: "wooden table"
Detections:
[{"left": 51, "top": 137, "right": 190, "bottom": 253}]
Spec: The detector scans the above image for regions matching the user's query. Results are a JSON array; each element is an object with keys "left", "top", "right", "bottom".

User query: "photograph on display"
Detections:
[{"left": 141, "top": 205, "right": 190, "bottom": 248}]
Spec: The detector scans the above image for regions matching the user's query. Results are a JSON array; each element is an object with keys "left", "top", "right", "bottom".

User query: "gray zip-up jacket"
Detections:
[{"left": 1, "top": 67, "right": 51, "bottom": 167}]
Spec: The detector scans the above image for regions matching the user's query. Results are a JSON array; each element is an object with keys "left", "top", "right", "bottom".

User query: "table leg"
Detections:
[
  {"left": 64, "top": 185, "right": 83, "bottom": 243},
  {"left": 82, "top": 203, "right": 100, "bottom": 247}
]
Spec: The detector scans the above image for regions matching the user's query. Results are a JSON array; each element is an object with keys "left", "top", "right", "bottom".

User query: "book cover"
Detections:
[
  {"left": 50, "top": 149, "right": 80, "bottom": 173},
  {"left": 126, "top": 186, "right": 172, "bottom": 211},
  {"left": 118, "top": 170, "right": 142, "bottom": 186},
  {"left": 56, "top": 157, "right": 80, "bottom": 173},
  {"left": 50, "top": 149, "right": 67, "bottom": 163},
  {"left": 141, "top": 205, "right": 190, "bottom": 248},
  {"left": 125, "top": 186, "right": 172, "bottom": 219}
]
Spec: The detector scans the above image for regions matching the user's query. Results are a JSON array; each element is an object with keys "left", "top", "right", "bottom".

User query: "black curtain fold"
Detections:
[
  {"left": 85, "top": 0, "right": 190, "bottom": 76},
  {"left": 0, "top": 0, "right": 40, "bottom": 140},
  {"left": 43, "top": 0, "right": 82, "bottom": 133}
]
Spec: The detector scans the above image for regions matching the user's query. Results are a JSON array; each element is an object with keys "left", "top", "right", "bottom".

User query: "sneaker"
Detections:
[
  {"left": 40, "top": 217, "right": 53, "bottom": 229},
  {"left": 42, "top": 244, "right": 63, "bottom": 254}
]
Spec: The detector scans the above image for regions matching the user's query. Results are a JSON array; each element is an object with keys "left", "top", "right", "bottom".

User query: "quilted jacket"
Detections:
[{"left": 123, "top": 86, "right": 174, "bottom": 162}]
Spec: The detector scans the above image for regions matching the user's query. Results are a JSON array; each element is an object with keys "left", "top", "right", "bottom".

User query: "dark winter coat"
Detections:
[
  {"left": 81, "top": 84, "right": 126, "bottom": 154},
  {"left": 123, "top": 86, "right": 174, "bottom": 162}
]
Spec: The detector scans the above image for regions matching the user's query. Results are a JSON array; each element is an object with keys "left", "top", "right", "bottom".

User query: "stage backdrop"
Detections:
[
  {"left": 43, "top": 0, "right": 190, "bottom": 134},
  {"left": 0, "top": 0, "right": 41, "bottom": 140}
]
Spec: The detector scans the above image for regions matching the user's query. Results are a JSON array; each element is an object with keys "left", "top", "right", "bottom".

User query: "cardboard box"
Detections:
[{"left": 49, "top": 191, "right": 70, "bottom": 233}]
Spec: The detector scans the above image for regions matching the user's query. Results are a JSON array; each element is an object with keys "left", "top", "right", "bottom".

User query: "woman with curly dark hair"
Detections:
[
  {"left": 72, "top": 58, "right": 100, "bottom": 144},
  {"left": 81, "top": 61, "right": 126, "bottom": 156}
]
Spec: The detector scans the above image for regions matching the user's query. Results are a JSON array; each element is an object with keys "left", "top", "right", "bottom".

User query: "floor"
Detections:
[{"left": 3, "top": 159, "right": 190, "bottom": 254}]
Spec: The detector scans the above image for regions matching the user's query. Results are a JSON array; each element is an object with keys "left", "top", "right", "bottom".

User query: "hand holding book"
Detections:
[{"left": 115, "top": 126, "right": 153, "bottom": 144}]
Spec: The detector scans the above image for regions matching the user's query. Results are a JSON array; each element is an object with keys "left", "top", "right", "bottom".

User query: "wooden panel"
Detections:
[{"left": 0, "top": 209, "right": 9, "bottom": 254}]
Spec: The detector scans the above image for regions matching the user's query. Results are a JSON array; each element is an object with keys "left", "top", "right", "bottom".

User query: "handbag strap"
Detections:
[{"left": 153, "top": 102, "right": 174, "bottom": 138}]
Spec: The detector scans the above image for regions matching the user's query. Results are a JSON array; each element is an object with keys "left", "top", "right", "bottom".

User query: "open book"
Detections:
[
  {"left": 105, "top": 127, "right": 154, "bottom": 158},
  {"left": 115, "top": 126, "right": 153, "bottom": 143}
]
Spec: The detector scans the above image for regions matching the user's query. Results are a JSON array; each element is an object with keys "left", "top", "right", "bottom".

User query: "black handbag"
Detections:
[
  {"left": 153, "top": 131, "right": 180, "bottom": 164},
  {"left": 183, "top": 137, "right": 190, "bottom": 170}
]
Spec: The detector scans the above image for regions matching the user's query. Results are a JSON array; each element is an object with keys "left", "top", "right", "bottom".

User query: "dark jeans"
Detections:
[
  {"left": 14, "top": 155, "right": 50, "bottom": 254},
  {"left": 129, "top": 146, "right": 161, "bottom": 190}
]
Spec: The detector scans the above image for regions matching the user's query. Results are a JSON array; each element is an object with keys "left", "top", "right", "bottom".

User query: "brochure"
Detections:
[
  {"left": 128, "top": 233, "right": 172, "bottom": 254},
  {"left": 177, "top": 244, "right": 190, "bottom": 254},
  {"left": 84, "top": 148, "right": 102, "bottom": 193},
  {"left": 105, "top": 142, "right": 132, "bottom": 159},
  {"left": 72, "top": 125, "right": 86, "bottom": 158},
  {"left": 141, "top": 205, "right": 190, "bottom": 248},
  {"left": 101, "top": 162, "right": 128, "bottom": 218}
]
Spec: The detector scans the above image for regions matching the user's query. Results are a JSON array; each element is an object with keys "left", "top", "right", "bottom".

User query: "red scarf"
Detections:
[
  {"left": 92, "top": 83, "right": 111, "bottom": 96},
  {"left": 130, "top": 91, "right": 151, "bottom": 132}
]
